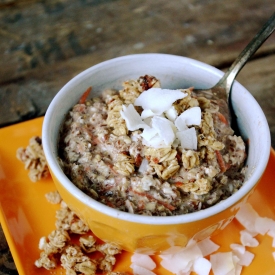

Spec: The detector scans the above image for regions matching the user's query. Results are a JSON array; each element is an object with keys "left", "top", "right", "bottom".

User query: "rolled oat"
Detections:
[{"left": 58, "top": 75, "right": 247, "bottom": 216}]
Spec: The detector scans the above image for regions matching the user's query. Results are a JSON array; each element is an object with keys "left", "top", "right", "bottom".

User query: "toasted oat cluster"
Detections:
[
  {"left": 58, "top": 75, "right": 246, "bottom": 216},
  {"left": 16, "top": 136, "right": 49, "bottom": 182},
  {"left": 35, "top": 198, "right": 123, "bottom": 274},
  {"left": 45, "top": 190, "right": 62, "bottom": 204}
]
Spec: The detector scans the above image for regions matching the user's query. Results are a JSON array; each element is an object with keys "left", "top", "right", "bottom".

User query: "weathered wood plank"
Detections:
[
  {"left": 0, "top": 0, "right": 275, "bottom": 147},
  {"left": 0, "top": 2, "right": 275, "bottom": 274},
  {"left": 237, "top": 55, "right": 275, "bottom": 148},
  {"left": 0, "top": 0, "right": 275, "bottom": 83},
  {"left": 1, "top": 52, "right": 275, "bottom": 147}
]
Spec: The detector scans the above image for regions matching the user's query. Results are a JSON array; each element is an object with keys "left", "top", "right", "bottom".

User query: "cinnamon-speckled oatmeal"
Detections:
[{"left": 58, "top": 75, "right": 246, "bottom": 216}]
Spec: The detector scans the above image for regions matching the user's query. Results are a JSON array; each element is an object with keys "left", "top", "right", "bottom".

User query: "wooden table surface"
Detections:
[{"left": 0, "top": 0, "right": 275, "bottom": 274}]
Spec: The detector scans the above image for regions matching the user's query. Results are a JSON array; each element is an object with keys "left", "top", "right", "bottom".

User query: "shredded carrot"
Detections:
[
  {"left": 175, "top": 182, "right": 184, "bottom": 187},
  {"left": 104, "top": 200, "right": 116, "bottom": 208},
  {"left": 176, "top": 152, "right": 182, "bottom": 163},
  {"left": 108, "top": 164, "right": 119, "bottom": 175},
  {"left": 135, "top": 154, "right": 142, "bottom": 167},
  {"left": 131, "top": 189, "right": 176, "bottom": 211},
  {"left": 79, "top": 87, "right": 92, "bottom": 104},
  {"left": 82, "top": 126, "right": 101, "bottom": 145},
  {"left": 215, "top": 150, "right": 230, "bottom": 173},
  {"left": 217, "top": 112, "right": 228, "bottom": 125},
  {"left": 137, "top": 200, "right": 145, "bottom": 210},
  {"left": 152, "top": 157, "right": 159, "bottom": 164}
]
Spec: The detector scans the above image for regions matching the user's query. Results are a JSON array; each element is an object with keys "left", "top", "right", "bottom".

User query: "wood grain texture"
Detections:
[
  {"left": 1, "top": 0, "right": 275, "bottom": 144},
  {"left": 0, "top": 2, "right": 275, "bottom": 272},
  {"left": 1, "top": 0, "right": 275, "bottom": 82}
]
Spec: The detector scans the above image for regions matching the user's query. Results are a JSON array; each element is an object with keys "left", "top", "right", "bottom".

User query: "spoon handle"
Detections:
[{"left": 216, "top": 12, "right": 275, "bottom": 93}]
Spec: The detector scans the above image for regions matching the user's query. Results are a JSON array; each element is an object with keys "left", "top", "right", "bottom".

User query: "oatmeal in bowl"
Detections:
[
  {"left": 42, "top": 54, "right": 270, "bottom": 253},
  {"left": 58, "top": 75, "right": 246, "bottom": 216}
]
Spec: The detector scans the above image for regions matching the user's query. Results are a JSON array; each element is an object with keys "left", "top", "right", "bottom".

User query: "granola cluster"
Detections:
[
  {"left": 58, "top": 75, "right": 246, "bottom": 216},
  {"left": 35, "top": 198, "right": 123, "bottom": 275},
  {"left": 16, "top": 136, "right": 49, "bottom": 182}
]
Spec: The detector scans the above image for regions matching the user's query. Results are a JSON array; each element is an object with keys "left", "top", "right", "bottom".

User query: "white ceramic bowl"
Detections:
[{"left": 42, "top": 54, "right": 270, "bottom": 254}]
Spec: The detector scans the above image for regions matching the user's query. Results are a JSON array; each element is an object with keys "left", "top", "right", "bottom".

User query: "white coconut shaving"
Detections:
[
  {"left": 134, "top": 88, "right": 187, "bottom": 114},
  {"left": 120, "top": 88, "right": 202, "bottom": 149},
  {"left": 154, "top": 202, "right": 275, "bottom": 275},
  {"left": 159, "top": 242, "right": 203, "bottom": 274},
  {"left": 131, "top": 253, "right": 156, "bottom": 275},
  {"left": 240, "top": 230, "right": 259, "bottom": 247},
  {"left": 197, "top": 237, "right": 220, "bottom": 257},
  {"left": 131, "top": 253, "right": 156, "bottom": 270},
  {"left": 210, "top": 252, "right": 237, "bottom": 275},
  {"left": 130, "top": 264, "right": 156, "bottom": 275},
  {"left": 193, "top": 257, "right": 212, "bottom": 275},
  {"left": 141, "top": 109, "right": 156, "bottom": 120},
  {"left": 176, "top": 127, "right": 198, "bottom": 150},
  {"left": 267, "top": 230, "right": 275, "bottom": 247},
  {"left": 120, "top": 104, "right": 149, "bottom": 131},
  {"left": 254, "top": 216, "right": 275, "bottom": 235},
  {"left": 174, "top": 107, "right": 201, "bottom": 131},
  {"left": 159, "top": 238, "right": 219, "bottom": 275},
  {"left": 235, "top": 203, "right": 259, "bottom": 232},
  {"left": 151, "top": 116, "right": 176, "bottom": 146},
  {"left": 165, "top": 106, "right": 178, "bottom": 122},
  {"left": 234, "top": 250, "right": 255, "bottom": 267},
  {"left": 230, "top": 243, "right": 246, "bottom": 255},
  {"left": 141, "top": 127, "right": 158, "bottom": 141},
  {"left": 138, "top": 158, "right": 149, "bottom": 174}
]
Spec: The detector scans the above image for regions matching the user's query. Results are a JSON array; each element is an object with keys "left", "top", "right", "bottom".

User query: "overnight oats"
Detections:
[{"left": 58, "top": 75, "right": 247, "bottom": 216}]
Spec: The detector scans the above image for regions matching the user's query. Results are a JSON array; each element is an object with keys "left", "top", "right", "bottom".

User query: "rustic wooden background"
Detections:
[{"left": 0, "top": 0, "right": 275, "bottom": 274}]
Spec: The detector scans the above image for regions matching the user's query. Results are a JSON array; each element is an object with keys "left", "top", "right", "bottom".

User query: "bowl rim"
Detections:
[{"left": 42, "top": 53, "right": 271, "bottom": 225}]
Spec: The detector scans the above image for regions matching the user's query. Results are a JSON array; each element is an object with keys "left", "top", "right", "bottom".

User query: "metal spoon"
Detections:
[{"left": 193, "top": 12, "right": 275, "bottom": 127}]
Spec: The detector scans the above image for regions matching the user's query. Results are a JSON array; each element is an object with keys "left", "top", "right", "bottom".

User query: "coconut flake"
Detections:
[
  {"left": 159, "top": 203, "right": 275, "bottom": 275},
  {"left": 267, "top": 230, "right": 275, "bottom": 247},
  {"left": 159, "top": 246, "right": 183, "bottom": 255},
  {"left": 151, "top": 116, "right": 176, "bottom": 146},
  {"left": 234, "top": 250, "right": 254, "bottom": 266},
  {"left": 120, "top": 104, "right": 149, "bottom": 131},
  {"left": 235, "top": 264, "right": 243, "bottom": 275},
  {"left": 176, "top": 127, "right": 197, "bottom": 150},
  {"left": 197, "top": 237, "right": 220, "bottom": 257},
  {"left": 160, "top": 242, "right": 203, "bottom": 274},
  {"left": 254, "top": 216, "right": 275, "bottom": 235},
  {"left": 134, "top": 88, "right": 187, "bottom": 115},
  {"left": 267, "top": 229, "right": 275, "bottom": 238},
  {"left": 210, "top": 252, "right": 235, "bottom": 275},
  {"left": 131, "top": 253, "right": 156, "bottom": 270},
  {"left": 130, "top": 264, "right": 156, "bottom": 275},
  {"left": 141, "top": 127, "right": 158, "bottom": 141},
  {"left": 142, "top": 134, "right": 168, "bottom": 148},
  {"left": 230, "top": 243, "right": 246, "bottom": 255},
  {"left": 192, "top": 257, "right": 211, "bottom": 275},
  {"left": 235, "top": 203, "right": 259, "bottom": 232},
  {"left": 240, "top": 230, "right": 259, "bottom": 247},
  {"left": 165, "top": 106, "right": 178, "bottom": 122},
  {"left": 174, "top": 107, "right": 201, "bottom": 131},
  {"left": 141, "top": 109, "right": 156, "bottom": 119},
  {"left": 138, "top": 158, "right": 149, "bottom": 174}
]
